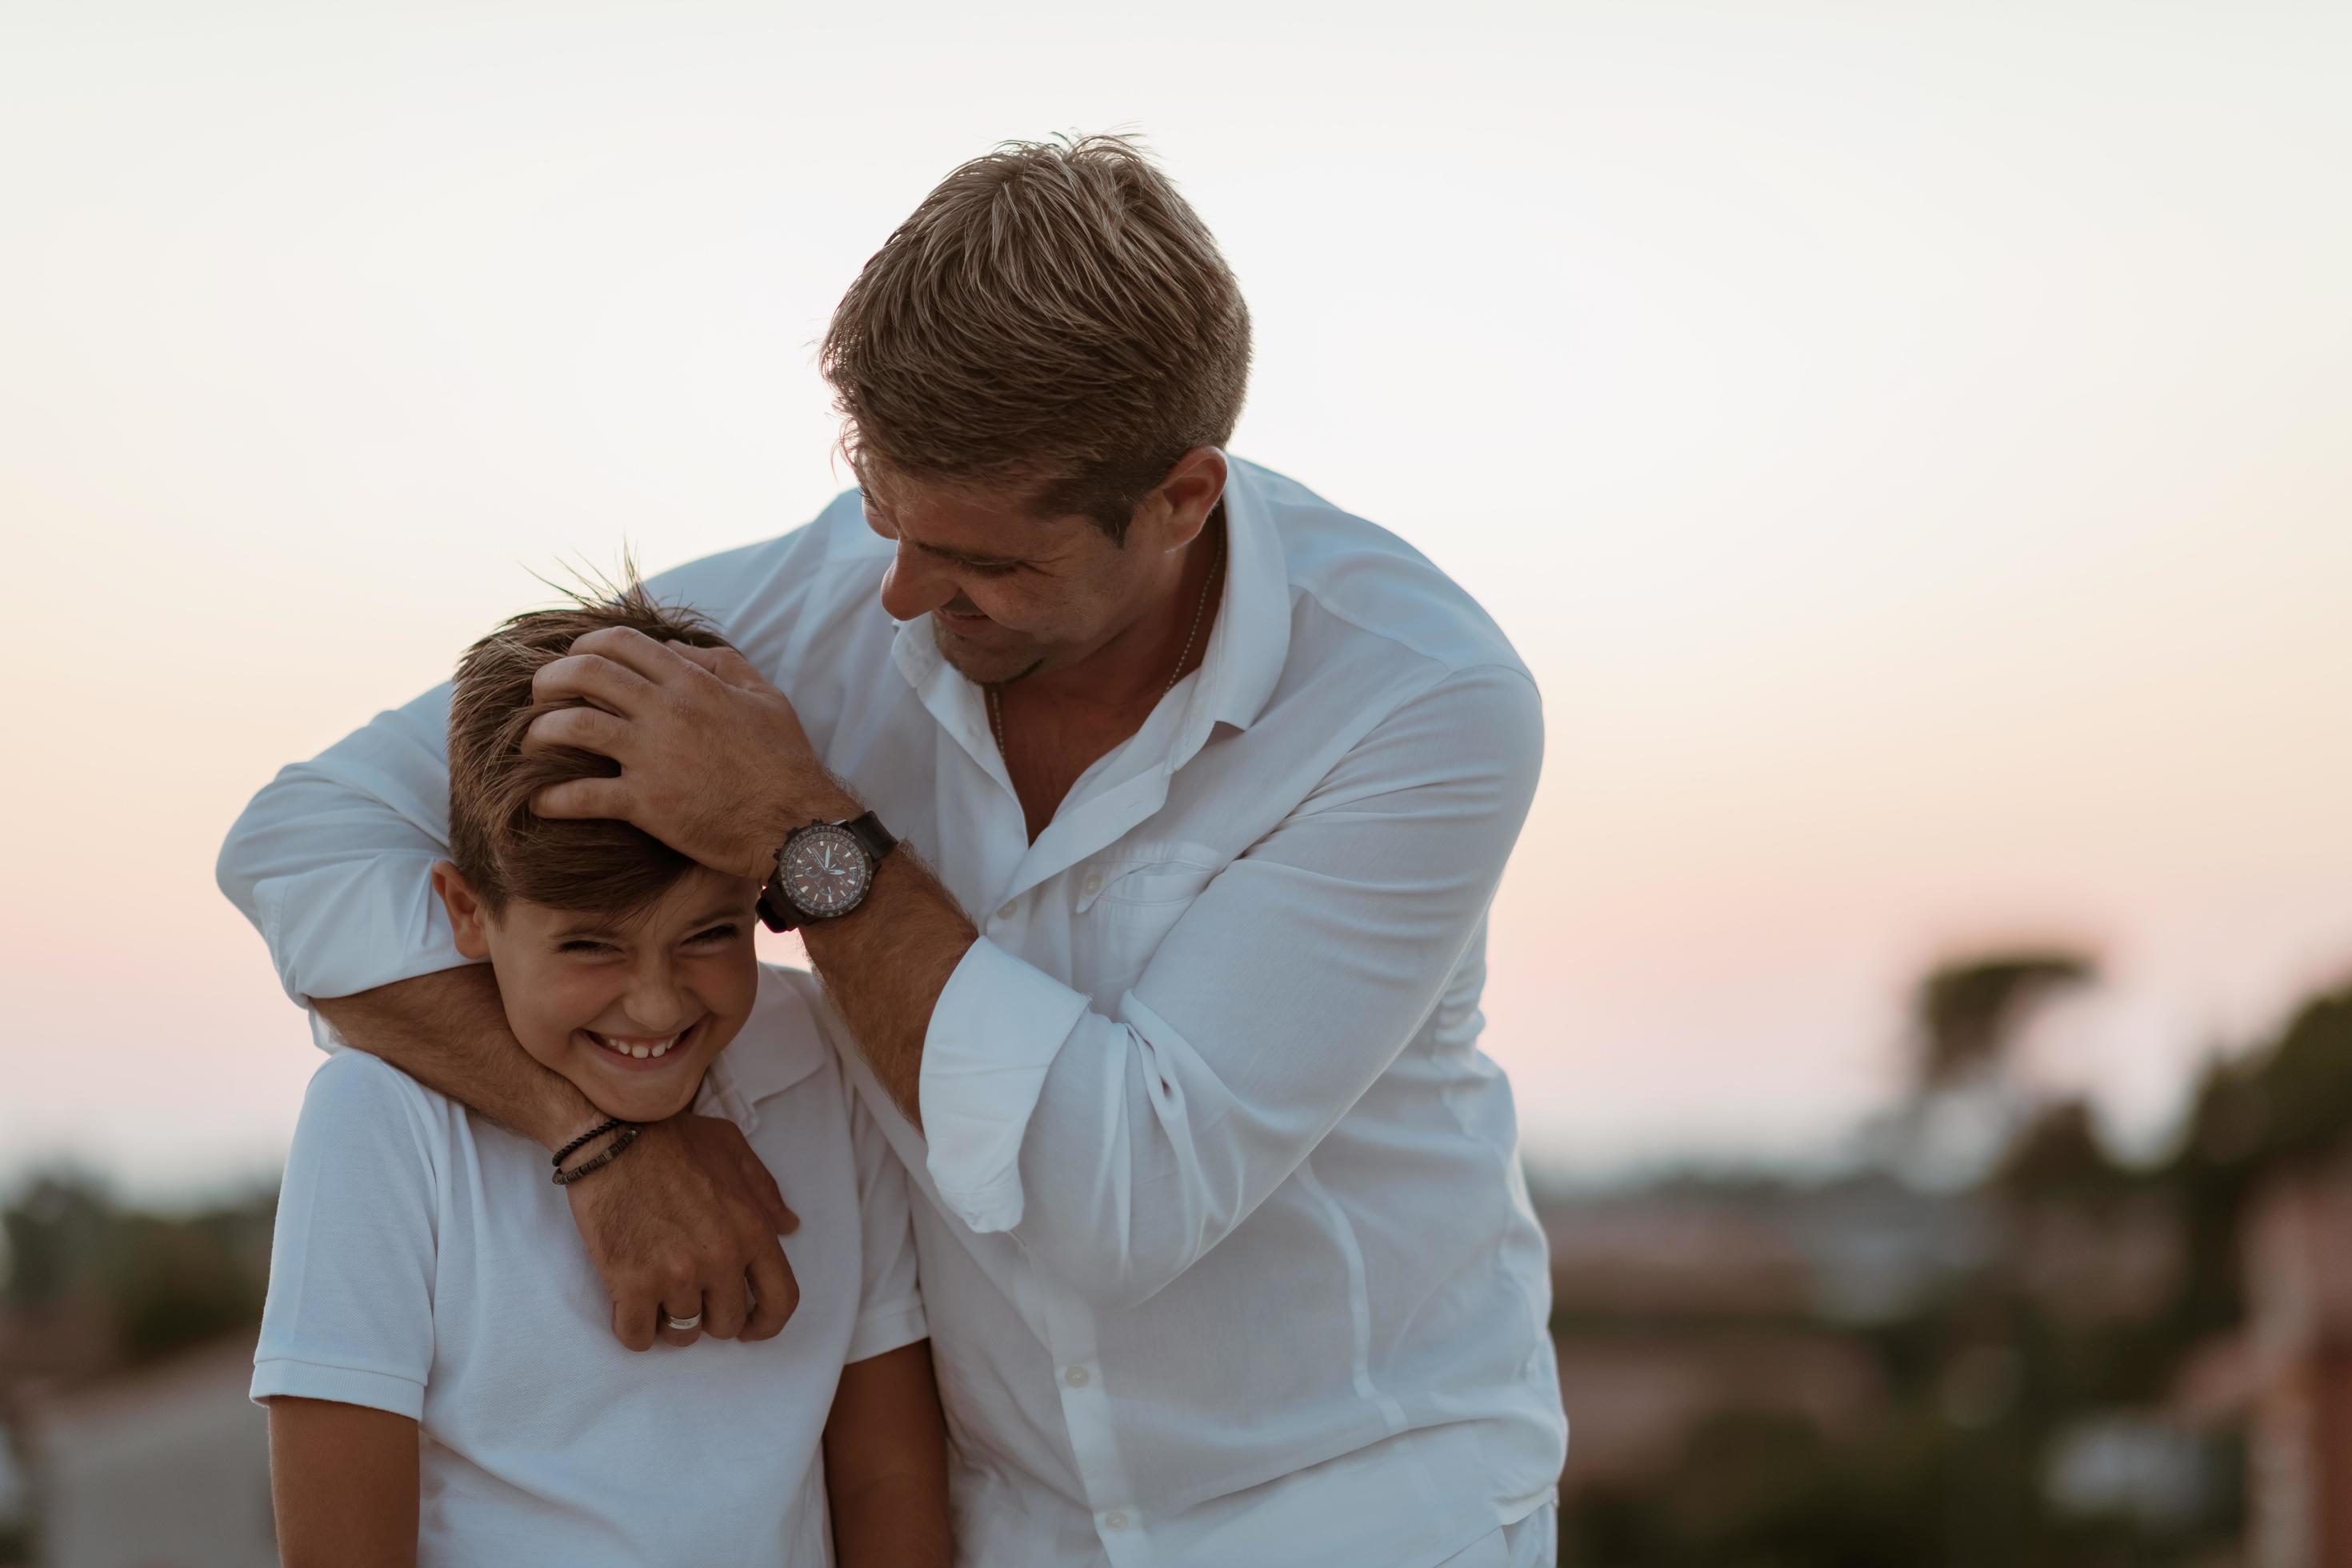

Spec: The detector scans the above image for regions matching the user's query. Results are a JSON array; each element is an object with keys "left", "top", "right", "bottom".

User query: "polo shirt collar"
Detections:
[{"left": 694, "top": 967, "right": 831, "bottom": 1134}]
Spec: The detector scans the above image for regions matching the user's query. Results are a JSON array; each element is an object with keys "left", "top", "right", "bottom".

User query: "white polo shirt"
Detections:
[
  {"left": 222, "top": 458, "right": 1568, "bottom": 1567},
  {"left": 251, "top": 964, "right": 926, "bottom": 1566}
]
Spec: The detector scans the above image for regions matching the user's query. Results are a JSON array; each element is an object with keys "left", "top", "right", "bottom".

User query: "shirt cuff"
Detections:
[
  {"left": 250, "top": 1356, "right": 426, "bottom": 1421},
  {"left": 920, "top": 937, "right": 1092, "bottom": 1234}
]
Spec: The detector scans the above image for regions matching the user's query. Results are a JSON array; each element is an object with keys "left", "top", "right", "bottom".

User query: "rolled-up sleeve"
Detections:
[
  {"left": 919, "top": 940, "right": 1095, "bottom": 1233},
  {"left": 919, "top": 662, "right": 1544, "bottom": 1309}
]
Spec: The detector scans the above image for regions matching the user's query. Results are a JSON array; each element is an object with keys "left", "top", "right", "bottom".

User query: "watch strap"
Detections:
[{"left": 842, "top": 810, "right": 898, "bottom": 864}]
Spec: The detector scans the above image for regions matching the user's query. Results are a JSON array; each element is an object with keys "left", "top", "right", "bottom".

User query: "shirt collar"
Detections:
[{"left": 1191, "top": 455, "right": 1291, "bottom": 735}]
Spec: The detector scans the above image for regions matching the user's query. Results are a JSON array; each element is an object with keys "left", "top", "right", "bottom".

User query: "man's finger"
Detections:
[
  {"left": 534, "top": 776, "right": 633, "bottom": 822},
  {"left": 520, "top": 704, "right": 630, "bottom": 761},
  {"left": 666, "top": 639, "right": 768, "bottom": 692},
  {"left": 699, "top": 1271, "right": 750, "bottom": 1342},
  {"left": 614, "top": 1295, "right": 658, "bottom": 1354},
  {"left": 742, "top": 1239, "right": 801, "bottom": 1342},
  {"left": 742, "top": 1149, "right": 800, "bottom": 1235},
  {"left": 531, "top": 650, "right": 655, "bottom": 714},
  {"left": 568, "top": 625, "right": 703, "bottom": 686},
  {"left": 657, "top": 1289, "right": 706, "bottom": 1349}
]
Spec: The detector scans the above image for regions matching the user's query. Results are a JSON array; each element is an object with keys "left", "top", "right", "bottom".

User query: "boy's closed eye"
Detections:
[{"left": 553, "top": 921, "right": 742, "bottom": 957}]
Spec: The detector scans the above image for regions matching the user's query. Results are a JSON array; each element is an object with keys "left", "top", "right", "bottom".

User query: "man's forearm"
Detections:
[
  {"left": 312, "top": 966, "right": 601, "bottom": 1150},
  {"left": 798, "top": 849, "right": 977, "bottom": 1128}
]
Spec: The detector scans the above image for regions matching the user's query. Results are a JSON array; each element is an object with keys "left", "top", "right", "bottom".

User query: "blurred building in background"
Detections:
[{"left": 2223, "top": 1159, "right": 2352, "bottom": 1568}]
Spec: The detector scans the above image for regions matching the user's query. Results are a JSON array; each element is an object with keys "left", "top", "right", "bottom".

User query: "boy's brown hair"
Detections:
[
  {"left": 819, "top": 133, "right": 1251, "bottom": 543},
  {"left": 447, "top": 581, "right": 730, "bottom": 914}
]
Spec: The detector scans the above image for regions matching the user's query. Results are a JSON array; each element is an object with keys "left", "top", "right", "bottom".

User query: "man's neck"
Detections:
[{"left": 1018, "top": 508, "right": 1225, "bottom": 718}]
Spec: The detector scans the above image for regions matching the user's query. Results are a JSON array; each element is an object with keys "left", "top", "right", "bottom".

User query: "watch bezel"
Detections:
[{"left": 774, "top": 821, "right": 874, "bottom": 919}]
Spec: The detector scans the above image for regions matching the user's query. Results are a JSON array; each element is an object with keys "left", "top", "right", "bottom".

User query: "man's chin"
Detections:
[{"left": 931, "top": 618, "right": 1042, "bottom": 685}]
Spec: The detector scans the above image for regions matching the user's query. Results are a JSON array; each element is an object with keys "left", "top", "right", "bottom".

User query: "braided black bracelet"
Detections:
[
  {"left": 553, "top": 1124, "right": 642, "bottom": 1186},
  {"left": 551, "top": 1118, "right": 628, "bottom": 1170}
]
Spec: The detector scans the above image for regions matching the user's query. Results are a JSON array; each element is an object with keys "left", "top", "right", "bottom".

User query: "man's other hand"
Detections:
[{"left": 565, "top": 1114, "right": 802, "bottom": 1352}]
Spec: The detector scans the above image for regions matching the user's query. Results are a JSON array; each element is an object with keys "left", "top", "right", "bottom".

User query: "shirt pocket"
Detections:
[{"left": 1068, "top": 840, "right": 1227, "bottom": 999}]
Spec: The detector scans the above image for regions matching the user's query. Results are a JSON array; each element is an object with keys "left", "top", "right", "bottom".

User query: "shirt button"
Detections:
[
  {"left": 1102, "top": 1510, "right": 1129, "bottom": 1532},
  {"left": 1082, "top": 872, "right": 1102, "bottom": 897},
  {"left": 1063, "top": 1364, "right": 1090, "bottom": 1388},
  {"left": 997, "top": 899, "right": 1018, "bottom": 920}
]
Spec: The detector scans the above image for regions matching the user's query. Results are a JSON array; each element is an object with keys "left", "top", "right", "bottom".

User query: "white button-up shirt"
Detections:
[{"left": 218, "top": 458, "right": 1568, "bottom": 1568}]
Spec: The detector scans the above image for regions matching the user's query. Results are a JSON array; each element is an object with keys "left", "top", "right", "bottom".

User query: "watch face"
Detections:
[{"left": 779, "top": 822, "right": 873, "bottom": 918}]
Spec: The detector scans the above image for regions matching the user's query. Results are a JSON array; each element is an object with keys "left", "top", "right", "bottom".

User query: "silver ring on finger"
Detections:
[{"left": 665, "top": 1313, "right": 702, "bottom": 1332}]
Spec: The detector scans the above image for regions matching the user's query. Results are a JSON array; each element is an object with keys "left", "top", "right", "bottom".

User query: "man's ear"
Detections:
[
  {"left": 432, "top": 862, "right": 494, "bottom": 961},
  {"left": 1139, "top": 446, "right": 1228, "bottom": 552}
]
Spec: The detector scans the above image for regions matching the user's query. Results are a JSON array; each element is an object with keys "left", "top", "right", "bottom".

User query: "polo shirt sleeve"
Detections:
[
  {"left": 843, "top": 1082, "right": 928, "bottom": 1364},
  {"left": 918, "top": 662, "right": 1544, "bottom": 1310},
  {"left": 250, "top": 1050, "right": 442, "bottom": 1419}
]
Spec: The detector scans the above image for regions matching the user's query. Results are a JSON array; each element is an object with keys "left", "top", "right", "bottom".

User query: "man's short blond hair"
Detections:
[{"left": 820, "top": 134, "right": 1251, "bottom": 542}]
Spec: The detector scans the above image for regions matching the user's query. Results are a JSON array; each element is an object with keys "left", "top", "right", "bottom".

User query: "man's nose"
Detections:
[{"left": 878, "top": 542, "right": 959, "bottom": 622}]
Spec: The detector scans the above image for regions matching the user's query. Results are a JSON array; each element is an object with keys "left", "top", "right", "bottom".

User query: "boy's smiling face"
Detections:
[{"left": 433, "top": 861, "right": 762, "bottom": 1124}]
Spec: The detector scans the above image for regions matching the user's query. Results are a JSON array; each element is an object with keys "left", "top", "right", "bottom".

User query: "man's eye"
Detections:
[
  {"left": 687, "top": 924, "right": 741, "bottom": 946},
  {"left": 558, "top": 940, "right": 614, "bottom": 955},
  {"left": 965, "top": 562, "right": 1019, "bottom": 578}
]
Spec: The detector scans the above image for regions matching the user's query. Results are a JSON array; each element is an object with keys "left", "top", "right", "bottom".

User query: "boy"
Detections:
[{"left": 251, "top": 584, "right": 951, "bottom": 1566}]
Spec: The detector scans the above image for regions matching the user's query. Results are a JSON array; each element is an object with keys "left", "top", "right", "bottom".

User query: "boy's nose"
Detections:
[{"left": 615, "top": 982, "right": 691, "bottom": 1038}]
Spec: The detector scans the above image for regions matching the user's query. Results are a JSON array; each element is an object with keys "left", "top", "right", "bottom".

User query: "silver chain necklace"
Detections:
[{"left": 988, "top": 522, "right": 1225, "bottom": 754}]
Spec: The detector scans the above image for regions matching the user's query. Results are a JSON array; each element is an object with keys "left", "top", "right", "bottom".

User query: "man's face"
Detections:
[
  {"left": 858, "top": 466, "right": 1172, "bottom": 686},
  {"left": 436, "top": 862, "right": 762, "bottom": 1125}
]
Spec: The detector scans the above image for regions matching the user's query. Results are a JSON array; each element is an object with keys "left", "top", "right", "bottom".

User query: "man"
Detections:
[{"left": 220, "top": 134, "right": 1566, "bottom": 1566}]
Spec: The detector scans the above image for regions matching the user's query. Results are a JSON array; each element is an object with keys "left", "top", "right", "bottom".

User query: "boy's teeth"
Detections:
[{"left": 596, "top": 1031, "right": 680, "bottom": 1059}]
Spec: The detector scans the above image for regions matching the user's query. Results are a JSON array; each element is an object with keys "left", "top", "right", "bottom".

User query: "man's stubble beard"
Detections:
[{"left": 930, "top": 616, "right": 1047, "bottom": 687}]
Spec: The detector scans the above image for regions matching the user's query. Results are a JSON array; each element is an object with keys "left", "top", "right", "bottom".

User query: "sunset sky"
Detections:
[{"left": 5, "top": 0, "right": 2348, "bottom": 1198}]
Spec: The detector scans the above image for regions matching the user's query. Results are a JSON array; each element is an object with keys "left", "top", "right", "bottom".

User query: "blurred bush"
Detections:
[{"left": 1, "top": 1173, "right": 274, "bottom": 1386}]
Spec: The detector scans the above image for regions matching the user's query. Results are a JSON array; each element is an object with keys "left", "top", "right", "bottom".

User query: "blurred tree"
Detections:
[
  {"left": 2162, "top": 982, "right": 2352, "bottom": 1347},
  {"left": 1913, "top": 952, "right": 2097, "bottom": 1093},
  {"left": 1879, "top": 950, "right": 2098, "bottom": 1190},
  {"left": 1995, "top": 1098, "right": 2131, "bottom": 1205}
]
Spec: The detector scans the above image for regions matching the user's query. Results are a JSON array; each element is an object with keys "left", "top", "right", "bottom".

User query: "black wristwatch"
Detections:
[{"left": 756, "top": 811, "right": 898, "bottom": 932}]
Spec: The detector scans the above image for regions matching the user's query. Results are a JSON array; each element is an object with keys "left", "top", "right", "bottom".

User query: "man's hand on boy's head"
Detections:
[
  {"left": 524, "top": 629, "right": 862, "bottom": 880},
  {"left": 566, "top": 1114, "right": 804, "bottom": 1352}
]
